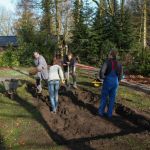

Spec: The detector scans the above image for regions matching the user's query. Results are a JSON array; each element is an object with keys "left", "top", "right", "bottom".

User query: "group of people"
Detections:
[
  {"left": 33, "top": 49, "right": 123, "bottom": 117},
  {"left": 33, "top": 51, "right": 78, "bottom": 113}
]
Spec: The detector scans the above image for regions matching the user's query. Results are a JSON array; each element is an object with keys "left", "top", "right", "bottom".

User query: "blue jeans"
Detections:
[
  {"left": 99, "top": 72, "right": 119, "bottom": 117},
  {"left": 48, "top": 80, "right": 60, "bottom": 112}
]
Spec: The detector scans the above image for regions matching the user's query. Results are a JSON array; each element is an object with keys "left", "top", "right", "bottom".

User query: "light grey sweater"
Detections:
[
  {"left": 48, "top": 65, "right": 64, "bottom": 81},
  {"left": 34, "top": 55, "right": 48, "bottom": 80}
]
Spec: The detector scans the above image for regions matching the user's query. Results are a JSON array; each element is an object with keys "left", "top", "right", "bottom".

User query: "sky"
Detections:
[
  {"left": 0, "top": 0, "right": 97, "bottom": 13},
  {"left": 0, "top": 0, "right": 18, "bottom": 12}
]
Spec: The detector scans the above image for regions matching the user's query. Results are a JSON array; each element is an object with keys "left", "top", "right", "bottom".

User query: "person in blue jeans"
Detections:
[
  {"left": 99, "top": 50, "right": 123, "bottom": 117},
  {"left": 48, "top": 58, "right": 65, "bottom": 113}
]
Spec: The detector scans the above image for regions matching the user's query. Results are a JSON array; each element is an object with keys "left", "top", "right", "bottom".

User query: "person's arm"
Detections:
[
  {"left": 99, "top": 61, "right": 108, "bottom": 79},
  {"left": 58, "top": 66, "right": 65, "bottom": 83},
  {"left": 62, "top": 57, "right": 69, "bottom": 66},
  {"left": 37, "top": 57, "right": 46, "bottom": 71},
  {"left": 118, "top": 64, "right": 123, "bottom": 82},
  {"left": 48, "top": 66, "right": 51, "bottom": 80}
]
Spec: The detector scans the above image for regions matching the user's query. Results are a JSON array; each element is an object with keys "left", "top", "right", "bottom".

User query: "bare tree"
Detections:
[
  {"left": 55, "top": 0, "right": 62, "bottom": 42},
  {"left": 0, "top": 8, "right": 15, "bottom": 35},
  {"left": 15, "top": 0, "right": 37, "bottom": 42},
  {"left": 127, "top": 0, "right": 148, "bottom": 49}
]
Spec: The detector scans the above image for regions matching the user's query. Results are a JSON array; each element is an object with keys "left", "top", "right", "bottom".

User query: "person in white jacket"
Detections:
[{"left": 48, "top": 58, "right": 65, "bottom": 113}]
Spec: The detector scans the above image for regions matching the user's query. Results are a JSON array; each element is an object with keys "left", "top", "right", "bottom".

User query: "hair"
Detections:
[
  {"left": 68, "top": 51, "right": 74, "bottom": 57},
  {"left": 109, "top": 50, "right": 118, "bottom": 60},
  {"left": 50, "top": 57, "right": 59, "bottom": 66},
  {"left": 109, "top": 50, "right": 119, "bottom": 70},
  {"left": 55, "top": 52, "right": 61, "bottom": 59},
  {"left": 33, "top": 51, "right": 39, "bottom": 54}
]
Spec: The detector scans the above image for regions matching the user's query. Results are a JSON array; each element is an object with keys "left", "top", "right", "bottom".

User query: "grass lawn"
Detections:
[
  {"left": 77, "top": 75, "right": 150, "bottom": 115},
  {"left": 0, "top": 68, "right": 149, "bottom": 149},
  {"left": 0, "top": 67, "right": 28, "bottom": 78},
  {"left": 117, "top": 86, "right": 150, "bottom": 114},
  {"left": 0, "top": 68, "right": 65, "bottom": 150},
  {"left": 0, "top": 84, "right": 66, "bottom": 150}
]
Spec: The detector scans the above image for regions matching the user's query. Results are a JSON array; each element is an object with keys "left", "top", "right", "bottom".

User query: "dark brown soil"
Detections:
[{"left": 27, "top": 83, "right": 150, "bottom": 150}]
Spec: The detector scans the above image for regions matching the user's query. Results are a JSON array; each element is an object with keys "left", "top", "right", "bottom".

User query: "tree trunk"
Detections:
[
  {"left": 77, "top": 0, "right": 82, "bottom": 23},
  {"left": 100, "top": 0, "right": 105, "bottom": 16},
  {"left": 121, "top": 0, "right": 124, "bottom": 18},
  {"left": 55, "top": 0, "right": 62, "bottom": 43},
  {"left": 143, "top": 0, "right": 147, "bottom": 49}
]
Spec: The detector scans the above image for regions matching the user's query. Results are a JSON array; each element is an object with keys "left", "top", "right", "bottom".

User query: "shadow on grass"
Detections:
[
  {"left": 60, "top": 89, "right": 149, "bottom": 132},
  {"left": 0, "top": 84, "right": 5, "bottom": 93},
  {"left": 13, "top": 89, "right": 95, "bottom": 150},
  {"left": 0, "top": 134, "right": 7, "bottom": 150},
  {"left": 3, "top": 80, "right": 148, "bottom": 150},
  {"left": 11, "top": 68, "right": 31, "bottom": 78}
]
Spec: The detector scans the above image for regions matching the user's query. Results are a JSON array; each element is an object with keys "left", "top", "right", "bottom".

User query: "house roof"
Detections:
[{"left": 0, "top": 36, "right": 18, "bottom": 47}]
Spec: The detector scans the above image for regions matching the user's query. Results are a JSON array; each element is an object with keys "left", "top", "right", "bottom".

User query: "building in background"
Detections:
[{"left": 0, "top": 36, "right": 18, "bottom": 51}]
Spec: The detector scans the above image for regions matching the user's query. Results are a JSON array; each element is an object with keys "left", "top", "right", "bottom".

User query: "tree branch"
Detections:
[{"left": 91, "top": 0, "right": 99, "bottom": 7}]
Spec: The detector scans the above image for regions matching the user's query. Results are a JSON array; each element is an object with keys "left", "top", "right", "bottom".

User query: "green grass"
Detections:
[
  {"left": 77, "top": 75, "right": 150, "bottom": 115},
  {"left": 0, "top": 67, "right": 33, "bottom": 81},
  {"left": 0, "top": 83, "right": 65, "bottom": 150},
  {"left": 0, "top": 68, "right": 150, "bottom": 149},
  {"left": 118, "top": 86, "right": 150, "bottom": 113},
  {"left": 113, "top": 135, "right": 150, "bottom": 150}
]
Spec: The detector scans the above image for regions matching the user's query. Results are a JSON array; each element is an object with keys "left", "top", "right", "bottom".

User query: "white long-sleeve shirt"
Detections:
[{"left": 48, "top": 65, "right": 64, "bottom": 81}]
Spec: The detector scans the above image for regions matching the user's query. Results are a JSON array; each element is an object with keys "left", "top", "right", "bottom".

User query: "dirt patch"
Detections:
[{"left": 26, "top": 83, "right": 150, "bottom": 150}]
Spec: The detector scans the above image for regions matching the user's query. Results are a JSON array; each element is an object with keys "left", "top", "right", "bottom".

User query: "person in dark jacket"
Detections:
[
  {"left": 98, "top": 50, "right": 123, "bottom": 118},
  {"left": 63, "top": 52, "right": 77, "bottom": 88}
]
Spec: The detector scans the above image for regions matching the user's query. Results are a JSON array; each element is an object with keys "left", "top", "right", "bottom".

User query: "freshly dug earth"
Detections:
[
  {"left": 125, "top": 75, "right": 150, "bottom": 86},
  {"left": 27, "top": 84, "right": 150, "bottom": 150}
]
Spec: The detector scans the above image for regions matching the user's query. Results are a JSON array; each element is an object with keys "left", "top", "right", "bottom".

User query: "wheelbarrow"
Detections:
[{"left": 2, "top": 79, "right": 19, "bottom": 99}]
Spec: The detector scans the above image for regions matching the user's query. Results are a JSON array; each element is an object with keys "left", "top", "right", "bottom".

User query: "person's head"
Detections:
[
  {"left": 56, "top": 52, "right": 61, "bottom": 59},
  {"left": 76, "top": 55, "right": 80, "bottom": 63},
  {"left": 33, "top": 52, "right": 40, "bottom": 59},
  {"left": 50, "top": 57, "right": 58, "bottom": 66},
  {"left": 108, "top": 50, "right": 118, "bottom": 60},
  {"left": 68, "top": 52, "right": 73, "bottom": 60}
]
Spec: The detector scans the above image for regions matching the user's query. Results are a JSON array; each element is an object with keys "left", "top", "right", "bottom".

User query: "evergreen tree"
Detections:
[
  {"left": 71, "top": 0, "right": 91, "bottom": 62},
  {"left": 40, "top": 0, "right": 53, "bottom": 35},
  {"left": 118, "top": 8, "right": 134, "bottom": 50},
  {"left": 16, "top": 0, "right": 36, "bottom": 43},
  {"left": 91, "top": 8, "right": 105, "bottom": 60},
  {"left": 91, "top": 0, "right": 134, "bottom": 63}
]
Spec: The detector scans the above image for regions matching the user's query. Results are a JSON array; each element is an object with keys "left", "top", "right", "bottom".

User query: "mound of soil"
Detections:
[
  {"left": 27, "top": 84, "right": 150, "bottom": 150},
  {"left": 125, "top": 75, "right": 150, "bottom": 86}
]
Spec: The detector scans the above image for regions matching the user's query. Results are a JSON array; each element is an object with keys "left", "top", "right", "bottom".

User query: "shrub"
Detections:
[
  {"left": 0, "top": 47, "right": 20, "bottom": 67},
  {"left": 127, "top": 47, "right": 150, "bottom": 76}
]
